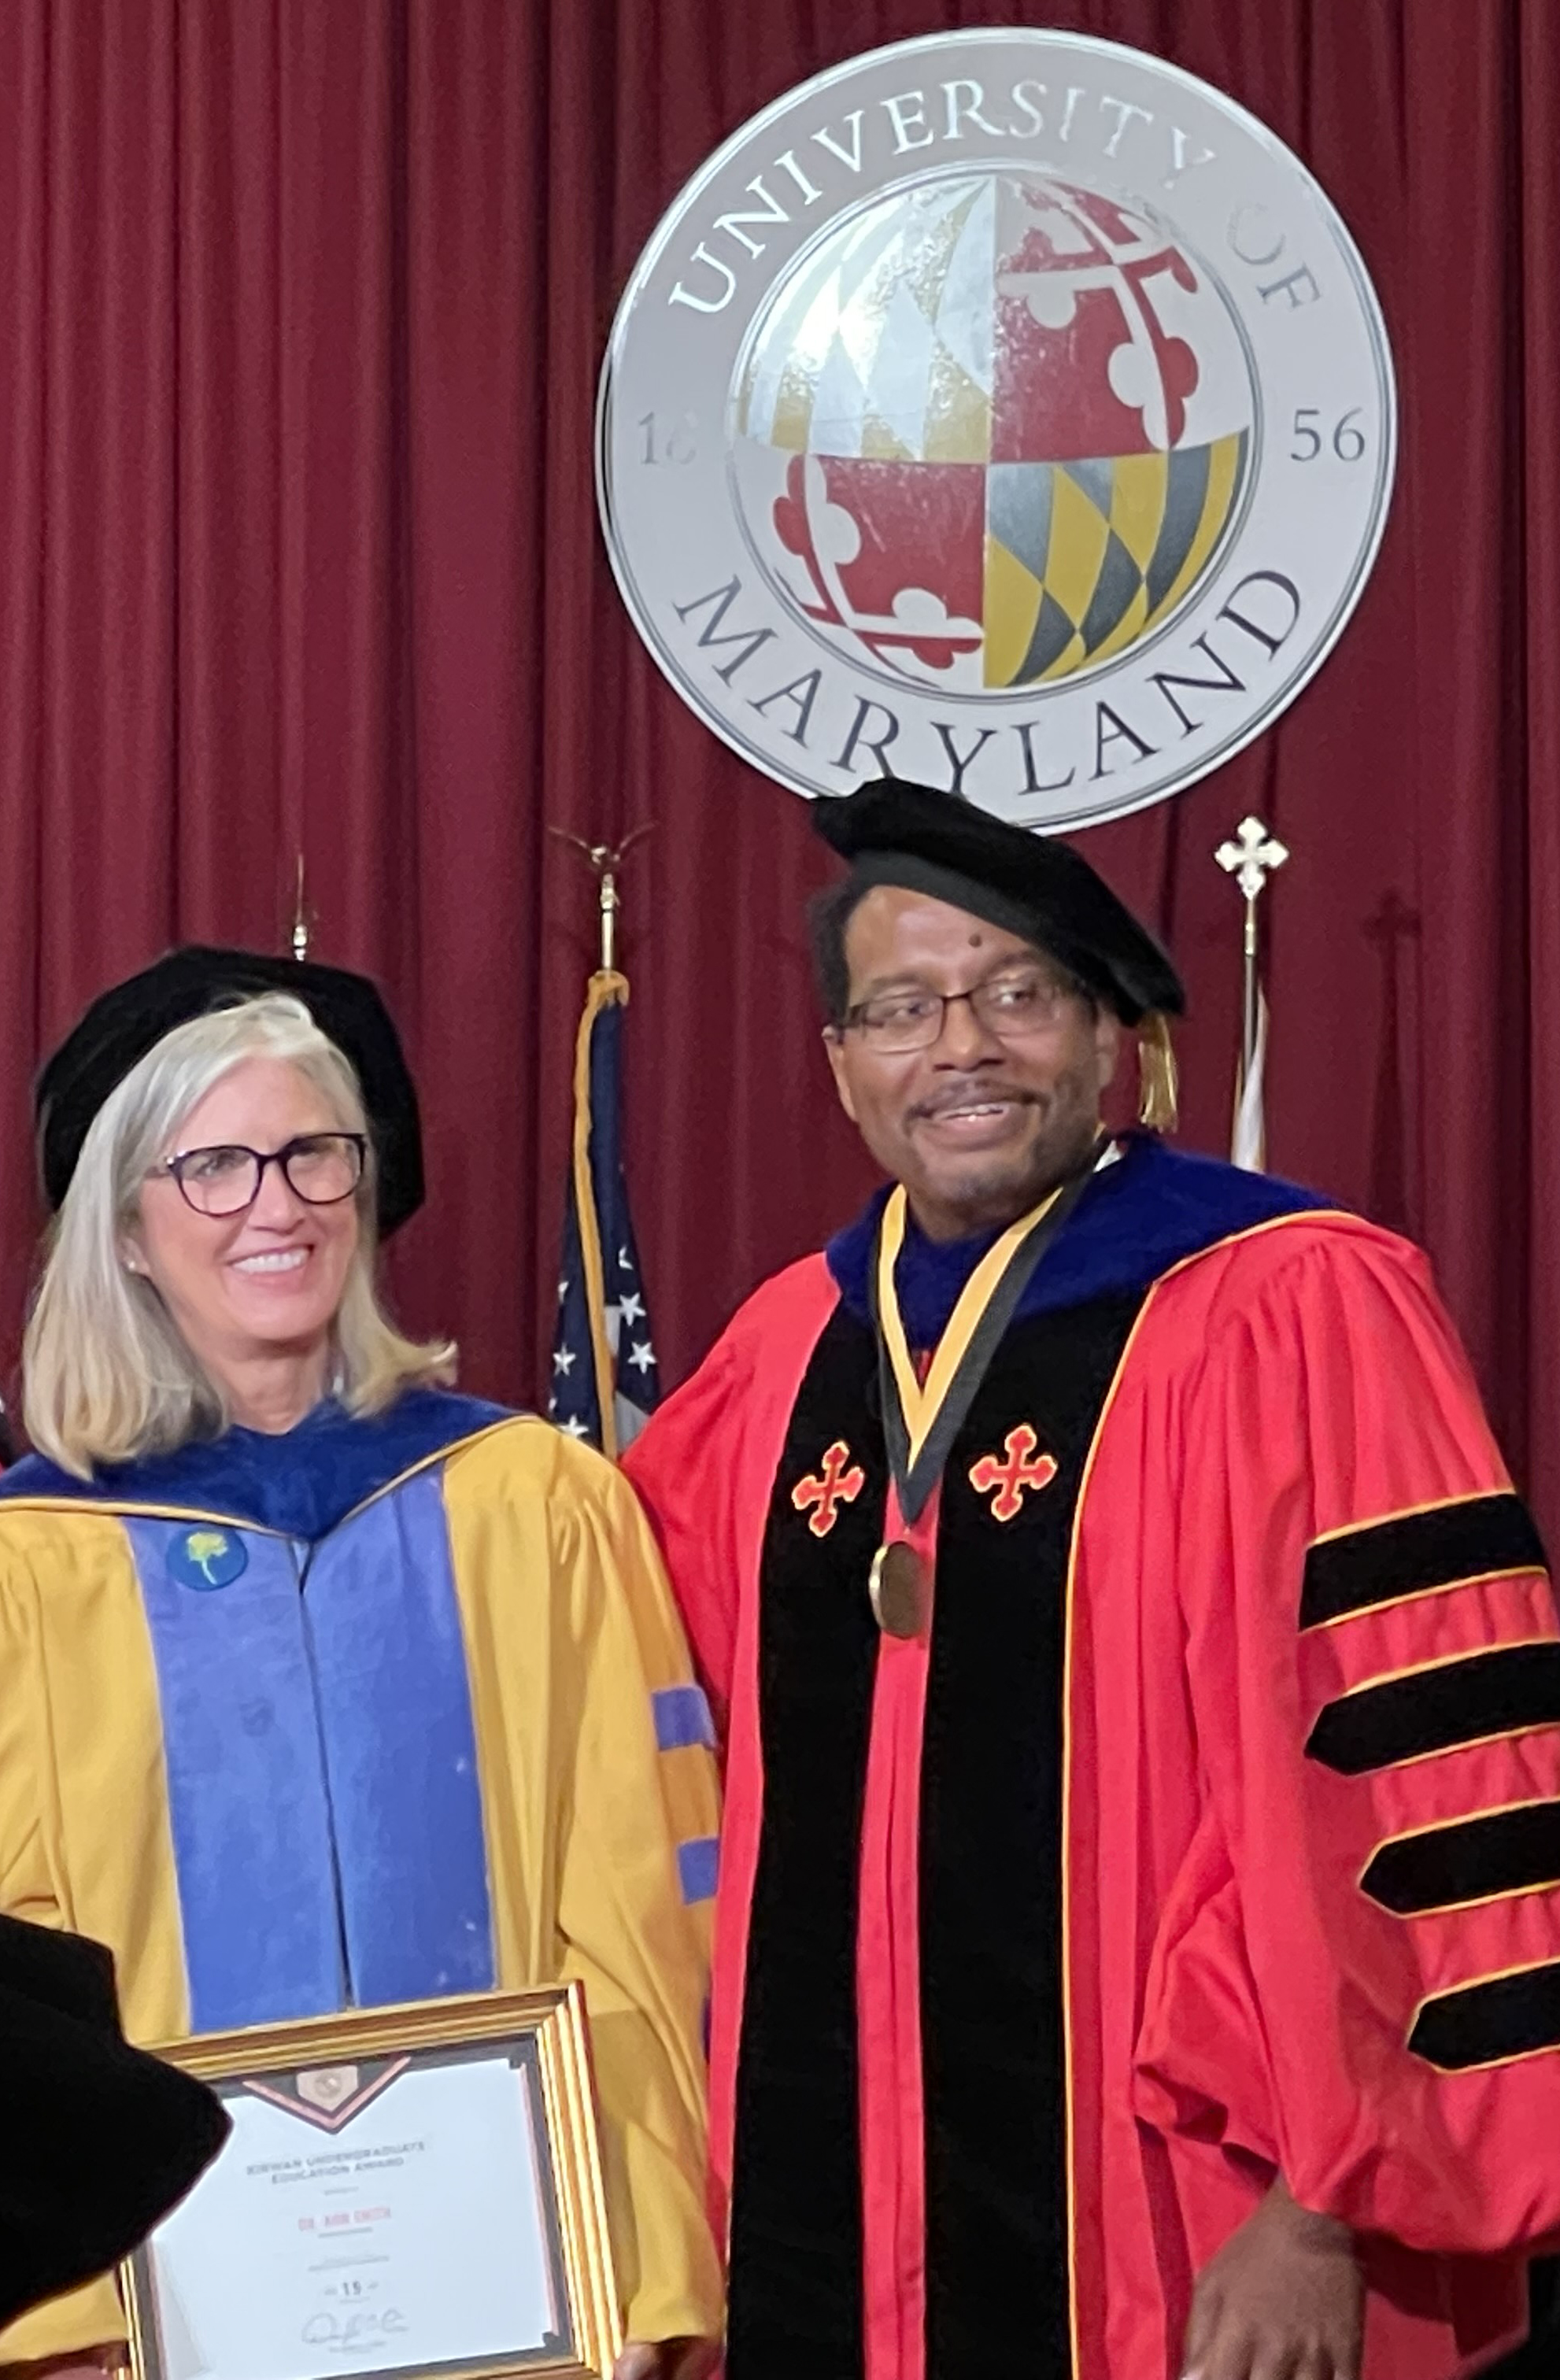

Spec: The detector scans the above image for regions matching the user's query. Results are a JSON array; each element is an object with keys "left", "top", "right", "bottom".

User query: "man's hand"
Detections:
[
  {"left": 1181, "top": 2178, "right": 1363, "bottom": 2380},
  {"left": 612, "top": 2339, "right": 720, "bottom": 2380}
]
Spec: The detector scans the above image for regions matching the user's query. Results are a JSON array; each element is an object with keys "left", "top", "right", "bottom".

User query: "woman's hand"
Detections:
[{"left": 1181, "top": 2178, "right": 1363, "bottom": 2380}]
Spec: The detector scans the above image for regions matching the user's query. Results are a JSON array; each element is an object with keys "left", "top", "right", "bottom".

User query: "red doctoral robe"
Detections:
[{"left": 624, "top": 1140, "right": 1560, "bottom": 2380}]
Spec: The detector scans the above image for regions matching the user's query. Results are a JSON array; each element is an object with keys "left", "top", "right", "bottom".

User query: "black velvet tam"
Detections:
[
  {"left": 0, "top": 1914, "right": 228, "bottom": 2327},
  {"left": 36, "top": 946, "right": 424, "bottom": 1235},
  {"left": 812, "top": 778, "right": 1185, "bottom": 1026}
]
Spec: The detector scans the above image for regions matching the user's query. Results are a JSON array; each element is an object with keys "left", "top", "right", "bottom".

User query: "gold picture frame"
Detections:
[{"left": 121, "top": 1984, "right": 623, "bottom": 2380}]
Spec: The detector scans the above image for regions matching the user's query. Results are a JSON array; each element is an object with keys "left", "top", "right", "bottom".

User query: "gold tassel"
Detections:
[{"left": 1137, "top": 1011, "right": 1178, "bottom": 1133}]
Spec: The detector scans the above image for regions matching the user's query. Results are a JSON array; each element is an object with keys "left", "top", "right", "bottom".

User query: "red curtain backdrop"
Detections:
[{"left": 0, "top": 2, "right": 1555, "bottom": 1530}]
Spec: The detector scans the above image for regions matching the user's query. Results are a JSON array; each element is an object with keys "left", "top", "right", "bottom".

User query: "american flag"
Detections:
[{"left": 548, "top": 971, "right": 660, "bottom": 1458}]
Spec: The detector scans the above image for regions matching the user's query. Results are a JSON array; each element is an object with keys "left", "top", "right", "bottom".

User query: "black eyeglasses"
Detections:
[
  {"left": 841, "top": 967, "right": 1079, "bottom": 1055},
  {"left": 157, "top": 1133, "right": 368, "bottom": 1218}
]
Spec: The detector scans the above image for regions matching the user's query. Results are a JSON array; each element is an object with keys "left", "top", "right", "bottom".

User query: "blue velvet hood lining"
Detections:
[
  {"left": 826, "top": 1133, "right": 1331, "bottom": 1351},
  {"left": 0, "top": 1387, "right": 514, "bottom": 1539}
]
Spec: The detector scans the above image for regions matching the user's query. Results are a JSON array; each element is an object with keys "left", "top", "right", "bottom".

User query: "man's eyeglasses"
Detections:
[
  {"left": 841, "top": 969, "right": 1078, "bottom": 1055},
  {"left": 157, "top": 1133, "right": 368, "bottom": 1218}
]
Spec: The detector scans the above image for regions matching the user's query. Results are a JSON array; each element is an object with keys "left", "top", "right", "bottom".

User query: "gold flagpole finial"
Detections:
[
  {"left": 290, "top": 853, "right": 312, "bottom": 964},
  {"left": 548, "top": 824, "right": 656, "bottom": 976}
]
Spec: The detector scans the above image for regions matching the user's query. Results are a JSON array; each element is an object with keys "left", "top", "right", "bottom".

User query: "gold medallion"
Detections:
[{"left": 869, "top": 1540, "right": 930, "bottom": 1639}]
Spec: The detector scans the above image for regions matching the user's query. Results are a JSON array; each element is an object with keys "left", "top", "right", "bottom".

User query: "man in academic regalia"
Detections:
[{"left": 624, "top": 778, "right": 1560, "bottom": 2380}]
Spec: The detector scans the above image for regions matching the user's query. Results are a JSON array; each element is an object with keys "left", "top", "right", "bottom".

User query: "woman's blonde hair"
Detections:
[{"left": 24, "top": 992, "right": 455, "bottom": 1476}]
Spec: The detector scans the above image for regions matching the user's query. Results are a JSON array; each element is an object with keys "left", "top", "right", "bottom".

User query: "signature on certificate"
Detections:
[{"left": 301, "top": 2308, "right": 410, "bottom": 2353}]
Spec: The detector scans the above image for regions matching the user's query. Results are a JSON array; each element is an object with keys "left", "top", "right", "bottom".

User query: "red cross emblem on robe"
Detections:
[
  {"left": 968, "top": 1424, "right": 1058, "bottom": 1521},
  {"left": 791, "top": 1440, "right": 867, "bottom": 1538}
]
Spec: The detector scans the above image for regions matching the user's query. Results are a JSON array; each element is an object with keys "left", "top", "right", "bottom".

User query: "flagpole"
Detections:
[
  {"left": 546, "top": 824, "right": 659, "bottom": 1460},
  {"left": 1215, "top": 816, "right": 1288, "bottom": 1169},
  {"left": 600, "top": 856, "right": 617, "bottom": 976}
]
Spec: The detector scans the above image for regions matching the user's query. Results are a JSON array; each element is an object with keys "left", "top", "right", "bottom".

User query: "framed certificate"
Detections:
[{"left": 121, "top": 1986, "right": 622, "bottom": 2380}]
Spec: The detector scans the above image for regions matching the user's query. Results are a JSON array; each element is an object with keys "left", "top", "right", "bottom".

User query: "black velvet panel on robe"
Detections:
[
  {"left": 920, "top": 1293, "right": 1146, "bottom": 2380},
  {"left": 727, "top": 1304, "right": 885, "bottom": 2380},
  {"left": 727, "top": 1288, "right": 1147, "bottom": 2380}
]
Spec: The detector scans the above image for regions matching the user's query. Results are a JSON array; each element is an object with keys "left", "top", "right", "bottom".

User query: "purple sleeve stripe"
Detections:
[
  {"left": 677, "top": 1835, "right": 719, "bottom": 1905},
  {"left": 653, "top": 1682, "right": 715, "bottom": 1752}
]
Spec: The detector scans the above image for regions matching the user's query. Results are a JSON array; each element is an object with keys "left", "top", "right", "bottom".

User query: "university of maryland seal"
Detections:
[{"left": 597, "top": 29, "right": 1395, "bottom": 827}]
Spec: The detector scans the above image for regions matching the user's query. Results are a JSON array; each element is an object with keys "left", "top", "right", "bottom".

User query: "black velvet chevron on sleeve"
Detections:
[
  {"left": 1306, "top": 1643, "right": 1560, "bottom": 1775},
  {"left": 1362, "top": 1800, "right": 1560, "bottom": 1915},
  {"left": 1300, "top": 1493, "right": 1547, "bottom": 1632},
  {"left": 1409, "top": 1957, "right": 1560, "bottom": 2071}
]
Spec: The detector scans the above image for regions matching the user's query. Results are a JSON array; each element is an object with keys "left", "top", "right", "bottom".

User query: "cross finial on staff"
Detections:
[
  {"left": 1216, "top": 816, "right": 1289, "bottom": 911},
  {"left": 1216, "top": 816, "right": 1289, "bottom": 1109}
]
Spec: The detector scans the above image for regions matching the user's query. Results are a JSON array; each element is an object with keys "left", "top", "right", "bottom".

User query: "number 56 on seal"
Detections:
[{"left": 121, "top": 1986, "right": 621, "bottom": 2380}]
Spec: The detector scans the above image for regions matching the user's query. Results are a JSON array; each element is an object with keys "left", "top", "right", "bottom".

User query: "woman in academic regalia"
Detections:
[{"left": 0, "top": 949, "right": 721, "bottom": 2379}]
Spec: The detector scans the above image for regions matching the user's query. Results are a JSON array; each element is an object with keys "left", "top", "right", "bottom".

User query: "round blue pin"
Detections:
[{"left": 167, "top": 1527, "right": 249, "bottom": 1592}]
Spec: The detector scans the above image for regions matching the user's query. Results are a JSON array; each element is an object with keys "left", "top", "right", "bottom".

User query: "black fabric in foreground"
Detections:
[{"left": 0, "top": 1913, "right": 228, "bottom": 2328}]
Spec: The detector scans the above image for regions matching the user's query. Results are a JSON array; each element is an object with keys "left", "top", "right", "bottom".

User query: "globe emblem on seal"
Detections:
[{"left": 730, "top": 169, "right": 1254, "bottom": 697}]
